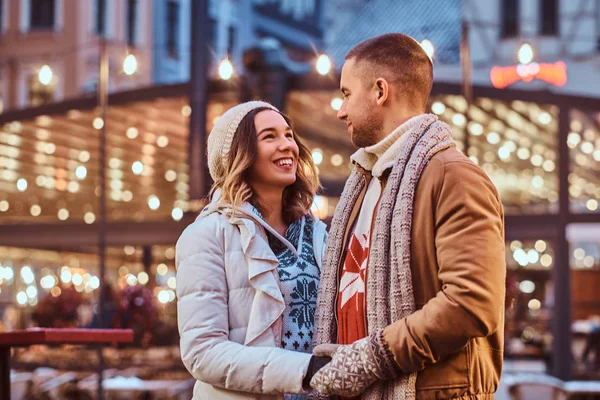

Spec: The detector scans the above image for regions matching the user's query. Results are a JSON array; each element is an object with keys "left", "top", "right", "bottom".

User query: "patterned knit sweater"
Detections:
[{"left": 253, "top": 209, "right": 320, "bottom": 400}]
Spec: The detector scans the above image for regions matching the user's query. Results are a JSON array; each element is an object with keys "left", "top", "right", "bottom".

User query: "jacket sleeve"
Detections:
[
  {"left": 382, "top": 160, "right": 506, "bottom": 373},
  {"left": 176, "top": 214, "right": 312, "bottom": 394}
]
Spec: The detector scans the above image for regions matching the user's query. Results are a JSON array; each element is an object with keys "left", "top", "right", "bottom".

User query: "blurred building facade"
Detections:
[
  {"left": 152, "top": 0, "right": 326, "bottom": 84},
  {"left": 0, "top": 0, "right": 153, "bottom": 112}
]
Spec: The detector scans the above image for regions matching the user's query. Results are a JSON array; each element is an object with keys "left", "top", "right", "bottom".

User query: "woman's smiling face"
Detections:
[{"left": 247, "top": 109, "right": 300, "bottom": 191}]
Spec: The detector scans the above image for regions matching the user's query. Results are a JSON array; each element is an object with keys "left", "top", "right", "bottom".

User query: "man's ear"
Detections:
[{"left": 374, "top": 78, "right": 389, "bottom": 105}]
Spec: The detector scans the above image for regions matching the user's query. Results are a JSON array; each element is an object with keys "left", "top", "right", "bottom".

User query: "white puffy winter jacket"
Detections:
[{"left": 176, "top": 199, "right": 328, "bottom": 399}]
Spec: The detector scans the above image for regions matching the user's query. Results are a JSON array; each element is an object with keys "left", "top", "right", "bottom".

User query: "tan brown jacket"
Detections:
[{"left": 349, "top": 147, "right": 506, "bottom": 399}]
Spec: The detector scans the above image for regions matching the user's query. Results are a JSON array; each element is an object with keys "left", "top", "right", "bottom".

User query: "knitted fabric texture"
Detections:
[
  {"left": 310, "top": 114, "right": 455, "bottom": 400},
  {"left": 207, "top": 101, "right": 277, "bottom": 181}
]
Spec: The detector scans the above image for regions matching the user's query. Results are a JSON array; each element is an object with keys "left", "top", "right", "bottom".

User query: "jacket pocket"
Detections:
[{"left": 416, "top": 346, "right": 469, "bottom": 391}]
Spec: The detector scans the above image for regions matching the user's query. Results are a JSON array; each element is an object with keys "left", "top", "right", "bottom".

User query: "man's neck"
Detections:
[{"left": 381, "top": 111, "right": 422, "bottom": 140}]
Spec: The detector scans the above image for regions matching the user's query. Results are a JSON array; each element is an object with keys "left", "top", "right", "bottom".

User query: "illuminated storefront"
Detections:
[{"left": 1, "top": 77, "right": 599, "bottom": 379}]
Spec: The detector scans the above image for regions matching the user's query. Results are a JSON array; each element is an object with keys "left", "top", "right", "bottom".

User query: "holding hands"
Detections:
[{"left": 309, "top": 330, "right": 402, "bottom": 397}]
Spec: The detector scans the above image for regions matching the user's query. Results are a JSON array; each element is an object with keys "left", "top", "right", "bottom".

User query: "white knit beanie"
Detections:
[{"left": 207, "top": 101, "right": 278, "bottom": 181}]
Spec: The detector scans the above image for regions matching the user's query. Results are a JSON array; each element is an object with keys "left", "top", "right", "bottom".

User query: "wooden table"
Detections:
[{"left": 0, "top": 328, "right": 134, "bottom": 400}]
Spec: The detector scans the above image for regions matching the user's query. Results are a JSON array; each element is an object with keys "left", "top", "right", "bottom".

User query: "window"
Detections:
[
  {"left": 166, "top": 1, "right": 179, "bottom": 59},
  {"left": 127, "top": 0, "right": 137, "bottom": 46},
  {"left": 0, "top": 0, "right": 4, "bottom": 32},
  {"left": 96, "top": 0, "right": 107, "bottom": 36},
  {"left": 30, "top": 0, "right": 55, "bottom": 30},
  {"left": 501, "top": 0, "right": 519, "bottom": 38},
  {"left": 539, "top": 0, "right": 559, "bottom": 36},
  {"left": 28, "top": 74, "right": 54, "bottom": 106}
]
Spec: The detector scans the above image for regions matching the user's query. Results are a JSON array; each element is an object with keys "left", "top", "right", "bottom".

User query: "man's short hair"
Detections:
[{"left": 345, "top": 33, "right": 433, "bottom": 110}]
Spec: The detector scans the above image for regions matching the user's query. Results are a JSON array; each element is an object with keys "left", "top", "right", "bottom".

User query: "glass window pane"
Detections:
[
  {"left": 432, "top": 95, "right": 558, "bottom": 215},
  {"left": 569, "top": 109, "right": 600, "bottom": 213},
  {"left": 568, "top": 225, "right": 600, "bottom": 378},
  {"left": 505, "top": 238, "right": 554, "bottom": 369}
]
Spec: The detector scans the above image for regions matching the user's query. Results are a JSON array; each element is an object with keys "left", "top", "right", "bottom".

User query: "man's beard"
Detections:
[{"left": 351, "top": 111, "right": 384, "bottom": 148}]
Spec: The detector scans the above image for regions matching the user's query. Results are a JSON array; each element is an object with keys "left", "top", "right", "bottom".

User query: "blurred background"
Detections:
[{"left": 0, "top": 0, "right": 599, "bottom": 398}]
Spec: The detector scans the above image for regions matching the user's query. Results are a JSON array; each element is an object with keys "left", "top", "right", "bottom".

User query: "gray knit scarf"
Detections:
[{"left": 311, "top": 114, "right": 455, "bottom": 400}]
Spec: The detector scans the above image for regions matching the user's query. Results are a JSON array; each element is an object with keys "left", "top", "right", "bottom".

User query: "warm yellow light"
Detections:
[
  {"left": 534, "top": 240, "right": 547, "bottom": 252},
  {"left": 218, "top": 59, "right": 234, "bottom": 80},
  {"left": 420, "top": 39, "right": 435, "bottom": 60},
  {"left": 158, "top": 290, "right": 170, "bottom": 304},
  {"left": 528, "top": 299, "right": 541, "bottom": 311},
  {"left": 93, "top": 117, "right": 104, "bottom": 130},
  {"left": 75, "top": 166, "right": 87, "bottom": 180},
  {"left": 126, "top": 127, "right": 139, "bottom": 139},
  {"left": 58, "top": 208, "right": 69, "bottom": 221},
  {"left": 16, "top": 291, "right": 28, "bottom": 305},
  {"left": 137, "top": 272, "right": 149, "bottom": 285},
  {"left": 126, "top": 274, "right": 138, "bottom": 286},
  {"left": 132, "top": 161, "right": 144, "bottom": 175},
  {"left": 518, "top": 43, "right": 534, "bottom": 64},
  {"left": 316, "top": 54, "right": 331, "bottom": 76},
  {"left": 517, "top": 148, "right": 530, "bottom": 160},
  {"left": 330, "top": 97, "right": 343, "bottom": 111},
  {"left": 156, "top": 135, "right": 169, "bottom": 148},
  {"left": 431, "top": 102, "right": 446, "bottom": 115},
  {"left": 172, "top": 207, "right": 183, "bottom": 221},
  {"left": 312, "top": 149, "right": 323, "bottom": 165},
  {"left": 40, "top": 275, "right": 56, "bottom": 290},
  {"left": 165, "top": 170, "right": 177, "bottom": 182},
  {"left": 79, "top": 151, "right": 90, "bottom": 163},
  {"left": 311, "top": 195, "right": 329, "bottom": 220},
  {"left": 331, "top": 154, "right": 344, "bottom": 167},
  {"left": 84, "top": 212, "right": 96, "bottom": 224},
  {"left": 157, "top": 263, "right": 169, "bottom": 276},
  {"left": 30, "top": 204, "right": 42, "bottom": 217},
  {"left": 17, "top": 178, "right": 28, "bottom": 192},
  {"left": 167, "top": 277, "right": 177, "bottom": 289},
  {"left": 540, "top": 254, "right": 552, "bottom": 267},
  {"left": 148, "top": 195, "right": 160, "bottom": 210},
  {"left": 123, "top": 54, "right": 138, "bottom": 75},
  {"left": 39, "top": 65, "right": 53, "bottom": 85},
  {"left": 60, "top": 269, "right": 72, "bottom": 284}
]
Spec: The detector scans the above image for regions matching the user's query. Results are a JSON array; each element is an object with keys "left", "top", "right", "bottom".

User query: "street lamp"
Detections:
[
  {"left": 218, "top": 58, "right": 234, "bottom": 80},
  {"left": 38, "top": 65, "right": 53, "bottom": 85},
  {"left": 420, "top": 39, "right": 435, "bottom": 60},
  {"left": 316, "top": 54, "right": 331, "bottom": 76},
  {"left": 518, "top": 43, "right": 534, "bottom": 65},
  {"left": 123, "top": 54, "right": 138, "bottom": 76},
  {"left": 96, "top": 37, "right": 137, "bottom": 400}
]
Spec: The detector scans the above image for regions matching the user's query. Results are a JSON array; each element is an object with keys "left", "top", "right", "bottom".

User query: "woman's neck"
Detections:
[{"left": 253, "top": 187, "right": 287, "bottom": 236}]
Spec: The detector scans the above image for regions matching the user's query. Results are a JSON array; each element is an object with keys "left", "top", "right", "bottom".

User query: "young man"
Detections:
[{"left": 309, "top": 33, "right": 506, "bottom": 400}]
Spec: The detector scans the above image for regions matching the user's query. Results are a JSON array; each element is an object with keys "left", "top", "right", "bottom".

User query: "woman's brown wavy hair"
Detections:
[{"left": 210, "top": 107, "right": 319, "bottom": 224}]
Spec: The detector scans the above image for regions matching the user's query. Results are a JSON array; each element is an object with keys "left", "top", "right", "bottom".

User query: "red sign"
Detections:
[{"left": 490, "top": 61, "right": 567, "bottom": 89}]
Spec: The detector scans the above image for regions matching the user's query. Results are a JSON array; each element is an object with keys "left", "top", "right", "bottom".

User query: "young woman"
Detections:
[{"left": 176, "top": 101, "right": 330, "bottom": 399}]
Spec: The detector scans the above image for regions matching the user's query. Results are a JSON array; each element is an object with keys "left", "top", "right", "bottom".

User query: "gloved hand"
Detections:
[{"left": 310, "top": 329, "right": 401, "bottom": 397}]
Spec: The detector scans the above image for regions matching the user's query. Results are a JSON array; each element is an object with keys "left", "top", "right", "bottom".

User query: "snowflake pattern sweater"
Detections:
[{"left": 253, "top": 209, "right": 320, "bottom": 400}]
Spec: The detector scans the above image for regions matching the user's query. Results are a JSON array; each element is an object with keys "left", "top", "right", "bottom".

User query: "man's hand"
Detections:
[{"left": 310, "top": 330, "right": 401, "bottom": 397}]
